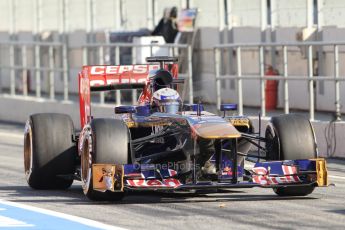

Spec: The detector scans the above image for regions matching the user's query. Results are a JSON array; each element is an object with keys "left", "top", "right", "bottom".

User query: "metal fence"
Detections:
[
  {"left": 0, "top": 41, "right": 193, "bottom": 105},
  {"left": 214, "top": 41, "right": 345, "bottom": 121},
  {"left": 0, "top": 41, "right": 67, "bottom": 100}
]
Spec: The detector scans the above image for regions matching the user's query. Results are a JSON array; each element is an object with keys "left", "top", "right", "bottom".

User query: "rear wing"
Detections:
[{"left": 78, "top": 64, "right": 178, "bottom": 128}]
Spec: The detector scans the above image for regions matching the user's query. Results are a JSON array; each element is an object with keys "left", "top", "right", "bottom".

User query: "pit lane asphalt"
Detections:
[{"left": 0, "top": 122, "right": 344, "bottom": 230}]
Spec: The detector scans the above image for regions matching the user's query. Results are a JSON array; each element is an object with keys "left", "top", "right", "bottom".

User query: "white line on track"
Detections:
[
  {"left": 329, "top": 175, "right": 345, "bottom": 180},
  {"left": 0, "top": 215, "right": 34, "bottom": 227},
  {"left": 0, "top": 131, "right": 23, "bottom": 139},
  {"left": 0, "top": 200, "right": 127, "bottom": 230}
]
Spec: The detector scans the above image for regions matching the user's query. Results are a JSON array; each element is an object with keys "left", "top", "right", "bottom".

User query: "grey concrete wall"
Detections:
[
  {"left": 0, "top": 0, "right": 184, "bottom": 32},
  {"left": 0, "top": 96, "right": 344, "bottom": 158},
  {"left": 321, "top": 0, "right": 345, "bottom": 28},
  {"left": 0, "top": 95, "right": 115, "bottom": 130},
  {"left": 231, "top": 0, "right": 261, "bottom": 27},
  {"left": 2, "top": 0, "right": 345, "bottom": 33},
  {"left": 273, "top": 0, "right": 308, "bottom": 27}
]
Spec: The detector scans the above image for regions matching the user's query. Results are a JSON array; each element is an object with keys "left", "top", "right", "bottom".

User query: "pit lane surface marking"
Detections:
[
  {"left": 0, "top": 215, "right": 34, "bottom": 228},
  {"left": 0, "top": 200, "right": 126, "bottom": 230},
  {"left": 328, "top": 175, "right": 345, "bottom": 180},
  {"left": 0, "top": 132, "right": 22, "bottom": 139}
]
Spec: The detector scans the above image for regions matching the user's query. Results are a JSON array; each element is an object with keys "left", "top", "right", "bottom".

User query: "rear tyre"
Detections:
[
  {"left": 265, "top": 114, "right": 317, "bottom": 196},
  {"left": 24, "top": 113, "right": 76, "bottom": 189},
  {"left": 81, "top": 119, "right": 129, "bottom": 201}
]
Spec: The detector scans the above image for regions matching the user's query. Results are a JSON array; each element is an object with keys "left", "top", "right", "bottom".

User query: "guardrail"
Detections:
[
  {"left": 82, "top": 43, "right": 193, "bottom": 105},
  {"left": 214, "top": 41, "right": 345, "bottom": 121},
  {"left": 0, "top": 41, "right": 193, "bottom": 106},
  {"left": 0, "top": 41, "right": 67, "bottom": 100}
]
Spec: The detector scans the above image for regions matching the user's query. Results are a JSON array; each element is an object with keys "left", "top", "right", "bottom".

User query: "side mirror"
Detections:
[
  {"left": 220, "top": 104, "right": 237, "bottom": 117},
  {"left": 115, "top": 106, "right": 136, "bottom": 114},
  {"left": 220, "top": 103, "right": 237, "bottom": 111}
]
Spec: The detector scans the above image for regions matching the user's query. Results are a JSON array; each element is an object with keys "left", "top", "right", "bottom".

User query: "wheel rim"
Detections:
[
  {"left": 24, "top": 122, "right": 33, "bottom": 180},
  {"left": 81, "top": 134, "right": 92, "bottom": 194}
]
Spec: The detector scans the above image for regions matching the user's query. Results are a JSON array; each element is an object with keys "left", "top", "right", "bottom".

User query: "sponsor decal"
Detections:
[
  {"left": 93, "top": 165, "right": 115, "bottom": 191},
  {"left": 222, "top": 166, "right": 233, "bottom": 176},
  {"left": 92, "top": 164, "right": 123, "bottom": 192},
  {"left": 88, "top": 65, "right": 161, "bottom": 87},
  {"left": 126, "top": 178, "right": 182, "bottom": 188},
  {"left": 252, "top": 165, "right": 301, "bottom": 185},
  {"left": 252, "top": 167, "right": 268, "bottom": 175},
  {"left": 90, "top": 65, "right": 160, "bottom": 75},
  {"left": 168, "top": 169, "right": 177, "bottom": 177},
  {"left": 282, "top": 165, "right": 301, "bottom": 183},
  {"left": 253, "top": 175, "right": 301, "bottom": 185},
  {"left": 230, "top": 118, "right": 249, "bottom": 126}
]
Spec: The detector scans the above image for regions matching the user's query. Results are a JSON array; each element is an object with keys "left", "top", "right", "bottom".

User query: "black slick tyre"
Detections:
[
  {"left": 81, "top": 118, "right": 129, "bottom": 201},
  {"left": 24, "top": 113, "right": 76, "bottom": 189},
  {"left": 265, "top": 114, "right": 317, "bottom": 196}
]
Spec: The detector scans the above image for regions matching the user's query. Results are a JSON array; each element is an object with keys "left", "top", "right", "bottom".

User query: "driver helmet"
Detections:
[{"left": 152, "top": 88, "right": 181, "bottom": 114}]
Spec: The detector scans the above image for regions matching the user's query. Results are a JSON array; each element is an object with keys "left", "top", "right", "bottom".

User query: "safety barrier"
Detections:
[
  {"left": 0, "top": 41, "right": 193, "bottom": 105},
  {"left": 0, "top": 41, "right": 67, "bottom": 100},
  {"left": 214, "top": 41, "right": 345, "bottom": 121}
]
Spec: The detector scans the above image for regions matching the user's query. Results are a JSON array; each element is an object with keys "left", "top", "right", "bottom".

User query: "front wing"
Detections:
[{"left": 91, "top": 158, "right": 328, "bottom": 192}]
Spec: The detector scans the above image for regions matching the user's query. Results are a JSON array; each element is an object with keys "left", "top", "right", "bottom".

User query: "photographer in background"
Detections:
[{"left": 152, "top": 7, "right": 179, "bottom": 43}]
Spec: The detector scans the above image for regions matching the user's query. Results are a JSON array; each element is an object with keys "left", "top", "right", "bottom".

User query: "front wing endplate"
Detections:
[
  {"left": 92, "top": 164, "right": 124, "bottom": 192},
  {"left": 316, "top": 158, "right": 328, "bottom": 186}
]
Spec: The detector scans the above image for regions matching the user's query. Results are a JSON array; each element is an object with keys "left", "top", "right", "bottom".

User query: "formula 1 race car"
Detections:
[{"left": 24, "top": 56, "right": 328, "bottom": 201}]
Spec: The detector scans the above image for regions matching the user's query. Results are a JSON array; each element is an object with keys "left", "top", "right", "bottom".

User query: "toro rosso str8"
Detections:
[{"left": 24, "top": 56, "right": 328, "bottom": 201}]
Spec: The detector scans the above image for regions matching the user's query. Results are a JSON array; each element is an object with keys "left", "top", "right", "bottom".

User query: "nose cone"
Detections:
[{"left": 191, "top": 122, "right": 241, "bottom": 139}]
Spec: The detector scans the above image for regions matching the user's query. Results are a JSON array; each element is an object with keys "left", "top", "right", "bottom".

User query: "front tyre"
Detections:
[
  {"left": 81, "top": 119, "right": 129, "bottom": 201},
  {"left": 265, "top": 114, "right": 317, "bottom": 196}
]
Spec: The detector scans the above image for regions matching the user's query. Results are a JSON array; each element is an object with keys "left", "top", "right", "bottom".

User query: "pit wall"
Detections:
[{"left": 0, "top": 96, "right": 344, "bottom": 159}]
